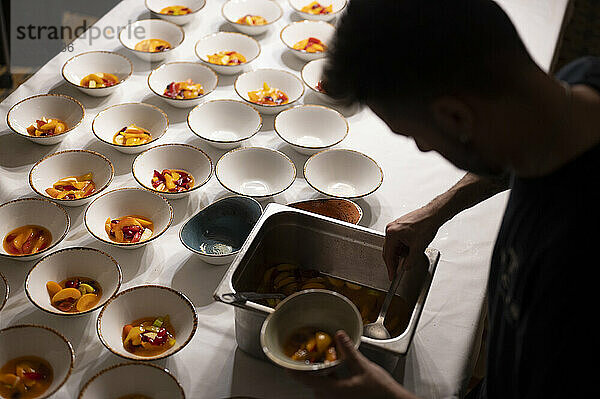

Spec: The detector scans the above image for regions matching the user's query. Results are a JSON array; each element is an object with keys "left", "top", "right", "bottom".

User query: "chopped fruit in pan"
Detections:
[
  {"left": 152, "top": 169, "right": 195, "bottom": 193},
  {"left": 80, "top": 72, "right": 119, "bottom": 88},
  {"left": 236, "top": 14, "right": 268, "bottom": 25},
  {"left": 206, "top": 51, "right": 247, "bottom": 66},
  {"left": 160, "top": 5, "right": 193, "bottom": 15},
  {"left": 3, "top": 225, "right": 52, "bottom": 256},
  {"left": 26, "top": 117, "right": 67, "bottom": 137},
  {"left": 45, "top": 172, "right": 96, "bottom": 200},
  {"left": 293, "top": 37, "right": 326, "bottom": 53},
  {"left": 134, "top": 39, "right": 172, "bottom": 53},
  {"left": 105, "top": 215, "right": 154, "bottom": 244},
  {"left": 301, "top": 1, "right": 333, "bottom": 14},
  {"left": 248, "top": 82, "right": 289, "bottom": 106},
  {"left": 113, "top": 124, "right": 152, "bottom": 146},
  {"left": 163, "top": 79, "right": 204, "bottom": 99}
]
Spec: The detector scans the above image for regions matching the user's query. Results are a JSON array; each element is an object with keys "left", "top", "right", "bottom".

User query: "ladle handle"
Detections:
[
  {"left": 221, "top": 292, "right": 285, "bottom": 304},
  {"left": 376, "top": 258, "right": 405, "bottom": 323}
]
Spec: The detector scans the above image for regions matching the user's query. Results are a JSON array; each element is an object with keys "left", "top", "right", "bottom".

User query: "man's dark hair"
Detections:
[{"left": 323, "top": 0, "right": 533, "bottom": 105}]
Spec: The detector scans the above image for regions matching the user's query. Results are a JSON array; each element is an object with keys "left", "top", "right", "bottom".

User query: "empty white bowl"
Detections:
[
  {"left": 148, "top": 62, "right": 218, "bottom": 108},
  {"left": 132, "top": 143, "right": 213, "bottom": 199},
  {"left": 0, "top": 198, "right": 70, "bottom": 262},
  {"left": 119, "top": 19, "right": 185, "bottom": 62},
  {"left": 234, "top": 69, "right": 304, "bottom": 115},
  {"left": 288, "top": 0, "right": 347, "bottom": 21},
  {"left": 61, "top": 51, "right": 133, "bottom": 97},
  {"left": 0, "top": 325, "right": 74, "bottom": 398},
  {"left": 304, "top": 149, "right": 384, "bottom": 198},
  {"left": 29, "top": 150, "right": 114, "bottom": 207},
  {"left": 6, "top": 94, "right": 85, "bottom": 145},
  {"left": 84, "top": 188, "right": 173, "bottom": 249},
  {"left": 274, "top": 104, "right": 348, "bottom": 155},
  {"left": 92, "top": 102, "right": 169, "bottom": 155},
  {"left": 222, "top": 0, "right": 283, "bottom": 36},
  {"left": 0, "top": 273, "right": 8, "bottom": 313},
  {"left": 78, "top": 362, "right": 185, "bottom": 399},
  {"left": 25, "top": 247, "right": 122, "bottom": 316},
  {"left": 187, "top": 99, "right": 262, "bottom": 149},
  {"left": 261, "top": 289, "right": 362, "bottom": 373},
  {"left": 146, "top": 0, "right": 206, "bottom": 25},
  {"left": 280, "top": 20, "right": 335, "bottom": 61},
  {"left": 97, "top": 285, "right": 198, "bottom": 361},
  {"left": 301, "top": 57, "right": 338, "bottom": 103},
  {"left": 194, "top": 31, "right": 260, "bottom": 75},
  {"left": 216, "top": 147, "right": 296, "bottom": 197}
]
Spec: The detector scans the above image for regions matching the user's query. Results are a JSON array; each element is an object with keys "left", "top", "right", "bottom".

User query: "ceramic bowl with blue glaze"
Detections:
[{"left": 179, "top": 196, "right": 262, "bottom": 265}]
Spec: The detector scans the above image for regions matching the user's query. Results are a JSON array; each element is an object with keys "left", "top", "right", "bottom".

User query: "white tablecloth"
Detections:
[{"left": 0, "top": 1, "right": 568, "bottom": 398}]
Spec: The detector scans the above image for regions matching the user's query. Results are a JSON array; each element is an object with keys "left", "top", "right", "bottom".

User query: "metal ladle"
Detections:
[{"left": 363, "top": 259, "right": 405, "bottom": 340}]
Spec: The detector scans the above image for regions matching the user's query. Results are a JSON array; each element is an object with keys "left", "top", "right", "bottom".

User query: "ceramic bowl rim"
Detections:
[
  {"left": 221, "top": 0, "right": 284, "bottom": 27},
  {"left": 61, "top": 50, "right": 133, "bottom": 90},
  {"left": 0, "top": 272, "right": 8, "bottom": 312},
  {"left": 145, "top": 0, "right": 207, "bottom": 16},
  {"left": 96, "top": 284, "right": 198, "bottom": 361},
  {"left": 118, "top": 19, "right": 185, "bottom": 54},
  {"left": 91, "top": 102, "right": 169, "bottom": 148},
  {"left": 303, "top": 148, "right": 384, "bottom": 199},
  {"left": 0, "top": 324, "right": 75, "bottom": 398},
  {"left": 24, "top": 246, "right": 123, "bottom": 317},
  {"left": 274, "top": 104, "right": 348, "bottom": 149},
  {"left": 147, "top": 61, "right": 219, "bottom": 102},
  {"left": 288, "top": 0, "right": 348, "bottom": 17},
  {"left": 28, "top": 149, "right": 115, "bottom": 204},
  {"left": 187, "top": 99, "right": 263, "bottom": 144},
  {"left": 178, "top": 194, "right": 262, "bottom": 258},
  {"left": 0, "top": 197, "right": 70, "bottom": 260},
  {"left": 233, "top": 68, "right": 305, "bottom": 110},
  {"left": 279, "top": 20, "right": 335, "bottom": 54},
  {"left": 194, "top": 31, "right": 262, "bottom": 69},
  {"left": 215, "top": 146, "right": 297, "bottom": 198},
  {"left": 6, "top": 94, "right": 85, "bottom": 140},
  {"left": 131, "top": 143, "right": 214, "bottom": 196},
  {"left": 83, "top": 187, "right": 173, "bottom": 248}
]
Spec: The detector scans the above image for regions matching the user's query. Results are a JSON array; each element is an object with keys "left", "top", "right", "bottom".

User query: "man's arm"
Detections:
[{"left": 383, "top": 172, "right": 509, "bottom": 279}]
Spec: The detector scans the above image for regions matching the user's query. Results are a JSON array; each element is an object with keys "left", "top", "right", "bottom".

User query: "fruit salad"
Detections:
[
  {"left": 163, "top": 79, "right": 204, "bottom": 99},
  {"left": 105, "top": 215, "right": 154, "bottom": 244},
  {"left": 26, "top": 118, "right": 67, "bottom": 137},
  {"left": 236, "top": 14, "right": 268, "bottom": 25},
  {"left": 45, "top": 172, "right": 96, "bottom": 200},
  {"left": 151, "top": 169, "right": 195, "bottom": 193},
  {"left": 113, "top": 125, "right": 152, "bottom": 146},
  {"left": 206, "top": 51, "right": 247, "bottom": 66},
  {"left": 80, "top": 72, "right": 119, "bottom": 88},
  {"left": 300, "top": 1, "right": 333, "bottom": 14},
  {"left": 160, "top": 5, "right": 193, "bottom": 15},
  {"left": 0, "top": 357, "right": 53, "bottom": 399},
  {"left": 3, "top": 225, "right": 52, "bottom": 256},
  {"left": 283, "top": 328, "right": 337, "bottom": 364},
  {"left": 46, "top": 277, "right": 102, "bottom": 313},
  {"left": 248, "top": 82, "right": 289, "bottom": 106},
  {"left": 293, "top": 37, "right": 326, "bottom": 53},
  {"left": 122, "top": 315, "right": 176, "bottom": 357},
  {"left": 134, "top": 39, "right": 172, "bottom": 53}
]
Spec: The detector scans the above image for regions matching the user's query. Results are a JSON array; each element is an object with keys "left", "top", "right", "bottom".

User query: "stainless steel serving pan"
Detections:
[{"left": 214, "top": 203, "right": 440, "bottom": 363}]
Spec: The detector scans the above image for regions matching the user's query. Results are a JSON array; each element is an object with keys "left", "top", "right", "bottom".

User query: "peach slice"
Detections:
[
  {"left": 46, "top": 281, "right": 62, "bottom": 298},
  {"left": 76, "top": 293, "right": 99, "bottom": 312},
  {"left": 51, "top": 287, "right": 81, "bottom": 305}
]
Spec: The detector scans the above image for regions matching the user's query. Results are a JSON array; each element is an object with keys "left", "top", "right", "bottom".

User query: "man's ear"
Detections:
[{"left": 430, "top": 96, "right": 474, "bottom": 143}]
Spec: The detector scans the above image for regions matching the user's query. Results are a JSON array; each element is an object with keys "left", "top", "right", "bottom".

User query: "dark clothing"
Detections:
[{"left": 474, "top": 57, "right": 600, "bottom": 398}]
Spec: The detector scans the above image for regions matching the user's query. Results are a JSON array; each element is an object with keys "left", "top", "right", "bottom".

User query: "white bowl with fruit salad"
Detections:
[
  {"left": 288, "top": 0, "right": 347, "bottom": 21},
  {"left": 234, "top": 68, "right": 304, "bottom": 114},
  {"left": 222, "top": 0, "right": 284, "bottom": 36},
  {"left": 132, "top": 143, "right": 213, "bottom": 200},
  {"left": 280, "top": 20, "right": 335, "bottom": 62},
  {"left": 84, "top": 188, "right": 173, "bottom": 249},
  {"left": 92, "top": 102, "right": 169, "bottom": 155},
  {"left": 6, "top": 94, "right": 85, "bottom": 146},
  {"left": 147, "top": 61, "right": 218, "bottom": 108},
  {"left": 146, "top": 0, "right": 207, "bottom": 25},
  {"left": 194, "top": 31, "right": 260, "bottom": 75},
  {"left": 61, "top": 51, "right": 133, "bottom": 97},
  {"left": 119, "top": 19, "right": 184, "bottom": 62}
]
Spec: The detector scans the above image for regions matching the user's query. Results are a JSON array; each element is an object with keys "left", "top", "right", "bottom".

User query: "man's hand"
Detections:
[
  {"left": 383, "top": 205, "right": 443, "bottom": 280},
  {"left": 290, "top": 331, "right": 420, "bottom": 399}
]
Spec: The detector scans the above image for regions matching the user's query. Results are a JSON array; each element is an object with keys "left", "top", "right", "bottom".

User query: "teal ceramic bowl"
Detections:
[{"left": 179, "top": 196, "right": 262, "bottom": 265}]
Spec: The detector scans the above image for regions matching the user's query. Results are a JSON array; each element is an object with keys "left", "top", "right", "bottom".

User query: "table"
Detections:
[{"left": 0, "top": 0, "right": 569, "bottom": 397}]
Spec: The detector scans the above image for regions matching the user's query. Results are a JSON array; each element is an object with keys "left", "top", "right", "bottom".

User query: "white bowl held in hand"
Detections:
[
  {"left": 0, "top": 273, "right": 8, "bottom": 313},
  {"left": 146, "top": 0, "right": 206, "bottom": 25},
  {"left": 25, "top": 247, "right": 122, "bottom": 316},
  {"left": 274, "top": 104, "right": 348, "bottom": 155},
  {"left": 78, "top": 362, "right": 185, "bottom": 399},
  {"left": 84, "top": 188, "right": 173, "bottom": 249},
  {"left": 304, "top": 149, "right": 384, "bottom": 198},
  {"left": 194, "top": 32, "right": 260, "bottom": 75},
  {"left": 280, "top": 20, "right": 335, "bottom": 61},
  {"left": 148, "top": 62, "right": 218, "bottom": 108},
  {"left": 187, "top": 99, "right": 262, "bottom": 149},
  {"left": 61, "top": 51, "right": 133, "bottom": 97},
  {"left": 288, "top": 0, "right": 347, "bottom": 21},
  {"left": 119, "top": 19, "right": 185, "bottom": 62},
  {"left": 301, "top": 58, "right": 339, "bottom": 103},
  {"left": 0, "top": 198, "right": 70, "bottom": 262},
  {"left": 234, "top": 69, "right": 304, "bottom": 115},
  {"left": 0, "top": 325, "right": 74, "bottom": 398},
  {"left": 29, "top": 150, "right": 115, "bottom": 207},
  {"left": 7, "top": 94, "right": 85, "bottom": 145},
  {"left": 216, "top": 147, "right": 296, "bottom": 197},
  {"left": 261, "top": 289, "right": 362, "bottom": 373},
  {"left": 132, "top": 143, "right": 213, "bottom": 199},
  {"left": 92, "top": 102, "right": 169, "bottom": 155},
  {"left": 96, "top": 285, "right": 198, "bottom": 361},
  {"left": 222, "top": 0, "right": 283, "bottom": 36}
]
